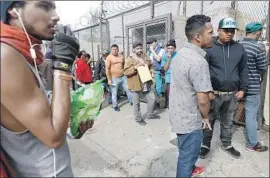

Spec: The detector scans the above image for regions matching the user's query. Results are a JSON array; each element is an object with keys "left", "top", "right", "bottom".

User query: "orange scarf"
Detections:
[{"left": 0, "top": 22, "right": 44, "bottom": 65}]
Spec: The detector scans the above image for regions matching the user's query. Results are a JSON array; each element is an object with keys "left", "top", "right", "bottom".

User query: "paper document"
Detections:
[{"left": 137, "top": 65, "right": 153, "bottom": 83}]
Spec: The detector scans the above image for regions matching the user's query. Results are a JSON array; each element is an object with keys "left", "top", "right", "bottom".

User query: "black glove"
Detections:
[{"left": 51, "top": 24, "right": 80, "bottom": 73}]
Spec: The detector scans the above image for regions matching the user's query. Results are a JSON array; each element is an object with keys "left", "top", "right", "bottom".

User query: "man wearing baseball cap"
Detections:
[
  {"left": 239, "top": 22, "right": 268, "bottom": 152},
  {"left": 200, "top": 17, "right": 249, "bottom": 159}
]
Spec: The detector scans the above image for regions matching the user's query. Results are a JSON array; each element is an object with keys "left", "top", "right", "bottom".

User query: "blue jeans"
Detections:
[
  {"left": 244, "top": 94, "right": 260, "bottom": 147},
  {"left": 154, "top": 71, "right": 162, "bottom": 96},
  {"left": 111, "top": 76, "right": 132, "bottom": 108},
  {"left": 103, "top": 82, "right": 112, "bottom": 104},
  {"left": 177, "top": 129, "right": 202, "bottom": 178}
]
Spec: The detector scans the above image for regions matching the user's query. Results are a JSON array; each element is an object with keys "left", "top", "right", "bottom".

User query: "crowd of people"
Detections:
[{"left": 0, "top": 1, "right": 269, "bottom": 178}]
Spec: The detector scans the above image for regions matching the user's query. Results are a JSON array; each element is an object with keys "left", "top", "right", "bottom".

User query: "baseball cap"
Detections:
[
  {"left": 1, "top": 1, "right": 15, "bottom": 23},
  {"left": 218, "top": 18, "right": 237, "bottom": 29},
  {"left": 245, "top": 22, "right": 263, "bottom": 33},
  {"left": 101, "top": 49, "right": 110, "bottom": 55},
  {"left": 166, "top": 39, "right": 176, "bottom": 48}
]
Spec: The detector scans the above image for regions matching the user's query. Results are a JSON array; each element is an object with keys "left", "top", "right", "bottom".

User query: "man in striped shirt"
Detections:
[{"left": 240, "top": 22, "right": 268, "bottom": 152}]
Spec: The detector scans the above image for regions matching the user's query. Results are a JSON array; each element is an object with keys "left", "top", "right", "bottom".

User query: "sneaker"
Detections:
[
  {"left": 147, "top": 114, "right": 161, "bottom": 119},
  {"left": 222, "top": 146, "right": 241, "bottom": 159},
  {"left": 199, "top": 147, "right": 210, "bottom": 159},
  {"left": 191, "top": 166, "right": 205, "bottom": 177},
  {"left": 136, "top": 120, "right": 147, "bottom": 125},
  {"left": 113, "top": 107, "right": 120, "bottom": 112},
  {"left": 246, "top": 142, "right": 268, "bottom": 152}
]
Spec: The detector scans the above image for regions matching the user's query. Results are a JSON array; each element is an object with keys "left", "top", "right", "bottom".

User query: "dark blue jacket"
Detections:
[{"left": 205, "top": 37, "right": 249, "bottom": 92}]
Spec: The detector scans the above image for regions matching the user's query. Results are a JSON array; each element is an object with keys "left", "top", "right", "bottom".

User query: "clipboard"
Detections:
[{"left": 137, "top": 65, "right": 153, "bottom": 83}]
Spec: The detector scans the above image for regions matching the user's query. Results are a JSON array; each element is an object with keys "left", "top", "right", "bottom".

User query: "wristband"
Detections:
[{"left": 53, "top": 60, "right": 72, "bottom": 72}]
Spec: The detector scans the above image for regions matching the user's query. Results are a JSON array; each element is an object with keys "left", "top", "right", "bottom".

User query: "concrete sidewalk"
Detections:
[{"left": 68, "top": 99, "right": 269, "bottom": 177}]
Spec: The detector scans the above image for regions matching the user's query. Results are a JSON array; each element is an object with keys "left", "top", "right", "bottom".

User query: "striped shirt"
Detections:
[{"left": 240, "top": 38, "right": 268, "bottom": 94}]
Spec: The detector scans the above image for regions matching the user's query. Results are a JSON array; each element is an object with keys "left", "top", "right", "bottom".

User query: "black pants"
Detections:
[{"left": 202, "top": 93, "right": 238, "bottom": 148}]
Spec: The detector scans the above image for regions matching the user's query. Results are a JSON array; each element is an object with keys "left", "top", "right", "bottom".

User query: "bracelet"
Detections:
[{"left": 54, "top": 72, "right": 73, "bottom": 81}]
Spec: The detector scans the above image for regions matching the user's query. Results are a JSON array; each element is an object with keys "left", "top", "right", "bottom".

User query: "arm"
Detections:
[
  {"left": 144, "top": 55, "right": 154, "bottom": 75},
  {"left": 163, "top": 55, "right": 171, "bottom": 71},
  {"left": 76, "top": 61, "right": 84, "bottom": 83},
  {"left": 93, "top": 59, "right": 101, "bottom": 81},
  {"left": 150, "top": 48, "right": 163, "bottom": 62},
  {"left": 47, "top": 60, "right": 54, "bottom": 90},
  {"left": 148, "top": 58, "right": 155, "bottom": 75},
  {"left": 124, "top": 57, "right": 137, "bottom": 77},
  {"left": 1, "top": 44, "right": 71, "bottom": 148},
  {"left": 189, "top": 59, "right": 213, "bottom": 119},
  {"left": 238, "top": 48, "right": 249, "bottom": 92},
  {"left": 105, "top": 56, "right": 112, "bottom": 82},
  {"left": 256, "top": 46, "right": 268, "bottom": 72},
  {"left": 197, "top": 93, "right": 211, "bottom": 119}
]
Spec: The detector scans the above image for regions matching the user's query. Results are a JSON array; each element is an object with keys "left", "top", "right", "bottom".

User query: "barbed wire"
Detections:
[{"left": 103, "top": 1, "right": 149, "bottom": 17}]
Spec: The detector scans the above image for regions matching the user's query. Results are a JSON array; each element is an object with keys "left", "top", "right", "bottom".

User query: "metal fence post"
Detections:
[
  {"left": 90, "top": 28, "right": 94, "bottom": 61},
  {"left": 260, "top": 5, "right": 269, "bottom": 126},
  {"left": 126, "top": 27, "right": 130, "bottom": 56},
  {"left": 100, "top": 1, "right": 104, "bottom": 51},
  {"left": 143, "top": 24, "right": 147, "bottom": 53},
  {"left": 183, "top": 1, "right": 187, "bottom": 16},
  {"left": 201, "top": 1, "right": 204, "bottom": 14},
  {"left": 122, "top": 13, "right": 125, "bottom": 55},
  {"left": 150, "top": 0, "right": 155, "bottom": 19}
]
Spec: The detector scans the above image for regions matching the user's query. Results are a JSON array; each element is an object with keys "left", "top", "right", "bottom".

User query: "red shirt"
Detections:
[{"left": 76, "top": 59, "right": 93, "bottom": 83}]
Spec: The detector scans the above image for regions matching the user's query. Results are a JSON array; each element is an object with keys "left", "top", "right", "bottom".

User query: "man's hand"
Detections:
[
  {"left": 51, "top": 24, "right": 80, "bottom": 73},
  {"left": 74, "top": 120, "right": 94, "bottom": 139},
  {"left": 150, "top": 46, "right": 154, "bottom": 52},
  {"left": 202, "top": 118, "right": 212, "bottom": 130},
  {"left": 108, "top": 80, "right": 112, "bottom": 85},
  {"left": 167, "top": 53, "right": 172, "bottom": 59},
  {"left": 145, "top": 60, "right": 152, "bottom": 66},
  {"left": 134, "top": 63, "right": 145, "bottom": 69},
  {"left": 209, "top": 93, "right": 216, "bottom": 101},
  {"left": 235, "top": 91, "right": 244, "bottom": 101}
]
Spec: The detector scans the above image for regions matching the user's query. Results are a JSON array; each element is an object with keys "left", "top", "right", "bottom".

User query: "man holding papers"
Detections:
[{"left": 124, "top": 42, "right": 161, "bottom": 125}]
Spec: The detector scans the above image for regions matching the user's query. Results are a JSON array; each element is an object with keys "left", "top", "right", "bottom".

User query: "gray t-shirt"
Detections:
[{"left": 169, "top": 42, "right": 213, "bottom": 134}]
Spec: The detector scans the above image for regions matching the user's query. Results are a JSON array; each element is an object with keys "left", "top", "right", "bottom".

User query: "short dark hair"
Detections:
[
  {"left": 149, "top": 38, "right": 157, "bottom": 44},
  {"left": 133, "top": 42, "right": 143, "bottom": 49},
  {"left": 85, "top": 53, "right": 91, "bottom": 59},
  {"left": 185, "top": 15, "right": 211, "bottom": 41},
  {"left": 111, "top": 44, "right": 119, "bottom": 49},
  {"left": 166, "top": 39, "right": 176, "bottom": 48},
  {"left": 77, "top": 50, "right": 86, "bottom": 58}
]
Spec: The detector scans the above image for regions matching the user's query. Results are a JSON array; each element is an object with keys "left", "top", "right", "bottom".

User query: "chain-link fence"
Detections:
[{"left": 73, "top": 1, "right": 269, "bottom": 60}]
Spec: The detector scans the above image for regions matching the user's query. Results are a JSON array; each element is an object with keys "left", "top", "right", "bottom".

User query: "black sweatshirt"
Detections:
[{"left": 205, "top": 37, "right": 249, "bottom": 92}]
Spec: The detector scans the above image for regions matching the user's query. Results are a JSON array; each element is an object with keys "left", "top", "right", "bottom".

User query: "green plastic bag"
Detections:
[{"left": 69, "top": 80, "right": 104, "bottom": 137}]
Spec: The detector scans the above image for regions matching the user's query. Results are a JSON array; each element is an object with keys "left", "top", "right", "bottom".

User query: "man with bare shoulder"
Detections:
[
  {"left": 1, "top": 1, "right": 93, "bottom": 177},
  {"left": 106, "top": 44, "right": 133, "bottom": 111}
]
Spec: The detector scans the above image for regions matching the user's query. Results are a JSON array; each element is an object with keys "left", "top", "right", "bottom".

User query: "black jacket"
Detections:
[
  {"left": 93, "top": 57, "right": 106, "bottom": 81},
  {"left": 205, "top": 37, "right": 249, "bottom": 92}
]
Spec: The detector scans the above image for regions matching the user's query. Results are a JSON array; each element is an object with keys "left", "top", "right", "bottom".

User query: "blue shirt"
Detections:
[{"left": 161, "top": 51, "right": 178, "bottom": 83}]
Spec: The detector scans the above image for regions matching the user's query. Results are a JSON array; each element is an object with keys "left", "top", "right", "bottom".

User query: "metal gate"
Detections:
[{"left": 125, "top": 14, "right": 172, "bottom": 56}]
